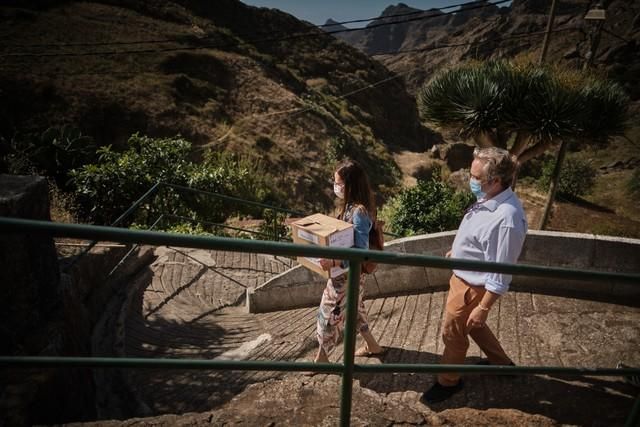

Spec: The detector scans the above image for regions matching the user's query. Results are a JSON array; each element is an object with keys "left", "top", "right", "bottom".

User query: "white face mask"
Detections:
[{"left": 333, "top": 183, "right": 345, "bottom": 199}]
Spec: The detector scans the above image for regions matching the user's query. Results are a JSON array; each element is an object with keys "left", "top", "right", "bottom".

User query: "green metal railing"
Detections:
[
  {"left": 63, "top": 181, "right": 399, "bottom": 272},
  {"left": 1, "top": 216, "right": 639, "bottom": 426}
]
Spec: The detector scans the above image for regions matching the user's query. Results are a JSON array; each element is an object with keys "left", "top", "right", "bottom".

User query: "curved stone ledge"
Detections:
[{"left": 247, "top": 231, "right": 640, "bottom": 313}]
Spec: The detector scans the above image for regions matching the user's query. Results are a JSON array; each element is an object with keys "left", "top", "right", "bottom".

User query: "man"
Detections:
[{"left": 421, "top": 147, "right": 528, "bottom": 404}]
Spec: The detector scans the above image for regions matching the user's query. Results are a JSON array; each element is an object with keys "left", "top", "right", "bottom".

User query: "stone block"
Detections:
[
  {"left": 592, "top": 235, "right": 640, "bottom": 273},
  {"left": 520, "top": 231, "right": 594, "bottom": 268},
  {"left": 371, "top": 264, "right": 428, "bottom": 296}
]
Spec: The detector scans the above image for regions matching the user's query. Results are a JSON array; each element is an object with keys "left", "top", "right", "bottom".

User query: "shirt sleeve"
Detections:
[
  {"left": 341, "top": 209, "right": 371, "bottom": 270},
  {"left": 484, "top": 223, "right": 526, "bottom": 295}
]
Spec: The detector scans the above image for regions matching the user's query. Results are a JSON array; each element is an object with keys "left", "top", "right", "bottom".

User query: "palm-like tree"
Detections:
[{"left": 417, "top": 60, "right": 629, "bottom": 229}]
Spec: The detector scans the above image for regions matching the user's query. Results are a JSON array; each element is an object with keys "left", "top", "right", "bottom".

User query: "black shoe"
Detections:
[
  {"left": 476, "top": 359, "right": 517, "bottom": 376},
  {"left": 420, "top": 380, "right": 464, "bottom": 404}
]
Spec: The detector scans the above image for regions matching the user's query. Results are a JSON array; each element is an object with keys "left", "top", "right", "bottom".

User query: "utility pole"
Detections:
[{"left": 539, "top": 0, "right": 558, "bottom": 64}]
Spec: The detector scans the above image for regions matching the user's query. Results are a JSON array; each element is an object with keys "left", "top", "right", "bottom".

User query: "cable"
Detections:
[
  {"left": 622, "top": 135, "right": 640, "bottom": 151},
  {"left": 0, "top": 27, "right": 571, "bottom": 77},
  {"left": 318, "top": 0, "right": 509, "bottom": 28},
  {"left": 0, "top": 0, "right": 511, "bottom": 58},
  {"left": 201, "top": 35, "right": 539, "bottom": 151},
  {"left": 1, "top": 0, "right": 509, "bottom": 50},
  {"left": 371, "top": 26, "right": 579, "bottom": 56}
]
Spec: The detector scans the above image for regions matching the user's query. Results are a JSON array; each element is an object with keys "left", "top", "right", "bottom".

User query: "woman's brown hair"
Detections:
[{"left": 335, "top": 159, "right": 375, "bottom": 219}]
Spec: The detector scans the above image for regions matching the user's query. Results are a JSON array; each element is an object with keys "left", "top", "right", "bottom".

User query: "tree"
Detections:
[{"left": 417, "top": 60, "right": 629, "bottom": 228}]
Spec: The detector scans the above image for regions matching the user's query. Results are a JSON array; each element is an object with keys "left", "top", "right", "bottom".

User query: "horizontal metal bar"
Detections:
[
  {"left": 2, "top": 217, "right": 638, "bottom": 285},
  {"left": 0, "top": 356, "right": 341, "bottom": 373},
  {"left": 162, "top": 182, "right": 304, "bottom": 217},
  {"left": 1, "top": 356, "right": 638, "bottom": 377},
  {"left": 352, "top": 363, "right": 640, "bottom": 376}
]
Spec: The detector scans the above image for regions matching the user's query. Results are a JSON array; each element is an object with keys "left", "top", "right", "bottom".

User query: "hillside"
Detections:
[
  {"left": 1, "top": 0, "right": 639, "bottom": 237},
  {"left": 0, "top": 0, "right": 434, "bottom": 212}
]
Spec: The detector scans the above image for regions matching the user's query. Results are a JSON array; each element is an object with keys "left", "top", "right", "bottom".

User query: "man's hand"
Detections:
[
  {"left": 445, "top": 249, "right": 452, "bottom": 258},
  {"left": 466, "top": 306, "right": 489, "bottom": 329}
]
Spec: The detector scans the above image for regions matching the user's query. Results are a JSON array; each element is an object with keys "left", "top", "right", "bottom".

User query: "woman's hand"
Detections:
[{"left": 319, "top": 258, "right": 335, "bottom": 271}]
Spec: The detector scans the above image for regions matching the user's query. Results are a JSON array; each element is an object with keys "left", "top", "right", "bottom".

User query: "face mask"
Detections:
[
  {"left": 469, "top": 177, "right": 486, "bottom": 200},
  {"left": 334, "top": 183, "right": 344, "bottom": 199}
]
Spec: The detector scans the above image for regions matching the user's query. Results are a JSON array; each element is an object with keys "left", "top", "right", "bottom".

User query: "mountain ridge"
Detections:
[{"left": 328, "top": 0, "right": 639, "bottom": 96}]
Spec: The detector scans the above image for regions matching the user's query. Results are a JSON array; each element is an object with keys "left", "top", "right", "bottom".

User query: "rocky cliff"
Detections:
[{"left": 328, "top": 0, "right": 640, "bottom": 97}]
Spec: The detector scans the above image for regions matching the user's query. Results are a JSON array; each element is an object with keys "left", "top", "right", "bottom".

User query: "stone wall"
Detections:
[
  {"left": 247, "top": 230, "right": 640, "bottom": 313},
  {"left": 0, "top": 174, "right": 154, "bottom": 425}
]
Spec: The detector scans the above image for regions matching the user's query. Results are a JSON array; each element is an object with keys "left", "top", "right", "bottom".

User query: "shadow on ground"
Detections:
[{"left": 356, "top": 347, "right": 637, "bottom": 426}]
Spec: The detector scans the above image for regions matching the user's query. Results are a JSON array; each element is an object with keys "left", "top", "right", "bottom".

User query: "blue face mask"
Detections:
[{"left": 469, "top": 177, "right": 486, "bottom": 200}]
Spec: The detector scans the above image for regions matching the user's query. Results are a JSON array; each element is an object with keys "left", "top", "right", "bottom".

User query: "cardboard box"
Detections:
[{"left": 290, "top": 213, "right": 354, "bottom": 278}]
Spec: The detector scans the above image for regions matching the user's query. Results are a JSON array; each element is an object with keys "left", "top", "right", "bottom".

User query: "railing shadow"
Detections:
[{"left": 356, "top": 347, "right": 637, "bottom": 426}]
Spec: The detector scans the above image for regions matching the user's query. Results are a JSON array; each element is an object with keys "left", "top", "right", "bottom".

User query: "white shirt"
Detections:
[{"left": 451, "top": 187, "right": 528, "bottom": 295}]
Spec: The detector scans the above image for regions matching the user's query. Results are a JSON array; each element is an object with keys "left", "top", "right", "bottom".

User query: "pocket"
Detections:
[
  {"left": 446, "top": 276, "right": 467, "bottom": 314},
  {"left": 464, "top": 285, "right": 485, "bottom": 306}
]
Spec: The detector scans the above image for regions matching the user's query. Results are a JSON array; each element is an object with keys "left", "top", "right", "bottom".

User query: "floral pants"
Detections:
[{"left": 316, "top": 273, "right": 369, "bottom": 354}]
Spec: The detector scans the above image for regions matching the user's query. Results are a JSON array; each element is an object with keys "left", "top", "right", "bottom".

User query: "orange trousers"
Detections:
[{"left": 438, "top": 274, "right": 513, "bottom": 386}]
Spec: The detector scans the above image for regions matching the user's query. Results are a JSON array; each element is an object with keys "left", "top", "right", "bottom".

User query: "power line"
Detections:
[
  {"left": 197, "top": 36, "right": 540, "bottom": 150},
  {"left": 371, "top": 26, "right": 579, "bottom": 56},
  {"left": 318, "top": 0, "right": 509, "bottom": 28},
  {"left": 0, "top": 26, "right": 561, "bottom": 77},
  {"left": 0, "top": 0, "right": 510, "bottom": 58}
]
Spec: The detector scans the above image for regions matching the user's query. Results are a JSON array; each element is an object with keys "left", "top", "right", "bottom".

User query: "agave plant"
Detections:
[
  {"left": 579, "top": 79, "right": 629, "bottom": 144},
  {"left": 418, "top": 65, "right": 503, "bottom": 146}
]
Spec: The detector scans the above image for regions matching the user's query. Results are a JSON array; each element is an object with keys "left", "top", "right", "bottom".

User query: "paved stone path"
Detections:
[{"left": 123, "top": 248, "right": 640, "bottom": 425}]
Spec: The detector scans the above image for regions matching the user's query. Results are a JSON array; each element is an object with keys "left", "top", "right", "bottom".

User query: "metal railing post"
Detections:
[
  {"left": 625, "top": 393, "right": 640, "bottom": 427},
  {"left": 340, "top": 261, "right": 361, "bottom": 427}
]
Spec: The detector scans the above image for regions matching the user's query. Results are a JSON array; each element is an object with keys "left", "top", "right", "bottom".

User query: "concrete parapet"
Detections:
[{"left": 247, "top": 231, "right": 640, "bottom": 313}]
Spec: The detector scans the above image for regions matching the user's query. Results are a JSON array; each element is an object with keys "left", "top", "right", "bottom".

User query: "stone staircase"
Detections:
[{"left": 102, "top": 245, "right": 640, "bottom": 425}]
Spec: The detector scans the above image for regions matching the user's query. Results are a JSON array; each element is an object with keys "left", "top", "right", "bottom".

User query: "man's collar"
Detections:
[{"left": 479, "top": 187, "right": 514, "bottom": 212}]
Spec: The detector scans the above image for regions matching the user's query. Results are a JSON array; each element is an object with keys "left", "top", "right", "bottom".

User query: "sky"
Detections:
[{"left": 239, "top": 1, "right": 504, "bottom": 27}]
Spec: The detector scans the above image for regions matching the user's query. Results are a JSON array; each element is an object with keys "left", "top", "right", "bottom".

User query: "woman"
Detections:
[{"left": 314, "top": 159, "right": 384, "bottom": 363}]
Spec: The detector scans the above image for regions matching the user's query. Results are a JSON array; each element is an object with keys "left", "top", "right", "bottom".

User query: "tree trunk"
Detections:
[
  {"left": 509, "top": 131, "right": 530, "bottom": 157},
  {"left": 472, "top": 130, "right": 497, "bottom": 147},
  {"left": 511, "top": 159, "right": 521, "bottom": 191},
  {"left": 538, "top": 139, "right": 568, "bottom": 230}
]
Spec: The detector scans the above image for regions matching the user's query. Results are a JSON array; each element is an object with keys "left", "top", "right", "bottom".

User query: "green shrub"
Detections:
[
  {"left": 71, "top": 134, "right": 279, "bottom": 225},
  {"left": 1, "top": 125, "right": 96, "bottom": 186},
  {"left": 537, "top": 156, "right": 596, "bottom": 198},
  {"left": 257, "top": 209, "right": 290, "bottom": 241},
  {"left": 71, "top": 134, "right": 192, "bottom": 224},
  {"left": 380, "top": 178, "right": 474, "bottom": 236},
  {"left": 326, "top": 136, "right": 351, "bottom": 164}
]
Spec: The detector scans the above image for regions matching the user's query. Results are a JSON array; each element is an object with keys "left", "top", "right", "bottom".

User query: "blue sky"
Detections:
[{"left": 240, "top": 1, "right": 501, "bottom": 26}]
